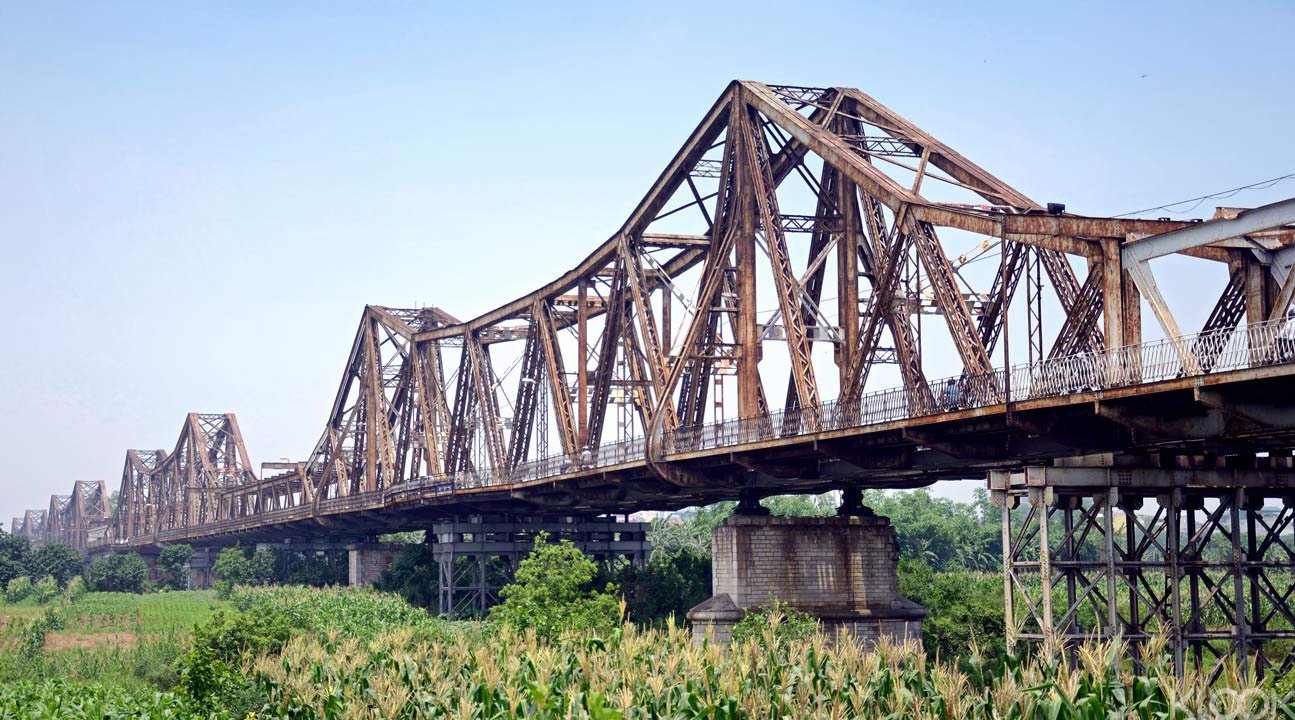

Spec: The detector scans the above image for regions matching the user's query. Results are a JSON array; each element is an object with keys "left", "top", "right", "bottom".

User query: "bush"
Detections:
[
  {"left": 61, "top": 576, "right": 86, "bottom": 603},
  {"left": 212, "top": 547, "right": 274, "bottom": 599},
  {"left": 489, "top": 533, "right": 622, "bottom": 639},
  {"left": 33, "top": 576, "right": 59, "bottom": 604},
  {"left": 6, "top": 575, "right": 33, "bottom": 603},
  {"left": 731, "top": 599, "right": 819, "bottom": 648},
  {"left": 25, "top": 544, "right": 84, "bottom": 588},
  {"left": 176, "top": 608, "right": 296, "bottom": 714},
  {"left": 157, "top": 544, "right": 193, "bottom": 590},
  {"left": 85, "top": 553, "right": 149, "bottom": 593}
]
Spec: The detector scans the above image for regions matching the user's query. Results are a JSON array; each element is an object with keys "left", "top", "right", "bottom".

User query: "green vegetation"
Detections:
[
  {"left": 603, "top": 550, "right": 711, "bottom": 625},
  {"left": 0, "top": 531, "right": 31, "bottom": 587},
  {"left": 86, "top": 552, "right": 150, "bottom": 593},
  {"left": 158, "top": 544, "right": 193, "bottom": 590},
  {"left": 25, "top": 543, "right": 85, "bottom": 587},
  {"left": 247, "top": 620, "right": 1287, "bottom": 719},
  {"left": 378, "top": 541, "right": 438, "bottom": 608},
  {"left": 0, "top": 494, "right": 1289, "bottom": 717},
  {"left": 730, "top": 600, "right": 819, "bottom": 648},
  {"left": 212, "top": 546, "right": 275, "bottom": 598},
  {"left": 488, "top": 533, "right": 622, "bottom": 638},
  {"left": 0, "top": 592, "right": 227, "bottom": 696},
  {"left": 0, "top": 680, "right": 201, "bottom": 719}
]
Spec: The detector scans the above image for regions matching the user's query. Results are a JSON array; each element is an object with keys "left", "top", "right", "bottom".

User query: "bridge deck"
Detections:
[{"left": 99, "top": 320, "right": 1295, "bottom": 548}]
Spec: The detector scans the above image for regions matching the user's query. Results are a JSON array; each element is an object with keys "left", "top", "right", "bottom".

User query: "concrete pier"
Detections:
[
  {"left": 688, "top": 513, "right": 926, "bottom": 646},
  {"left": 347, "top": 542, "right": 405, "bottom": 586}
]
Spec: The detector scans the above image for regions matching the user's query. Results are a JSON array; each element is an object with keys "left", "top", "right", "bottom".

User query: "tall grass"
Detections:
[{"left": 230, "top": 584, "right": 449, "bottom": 641}]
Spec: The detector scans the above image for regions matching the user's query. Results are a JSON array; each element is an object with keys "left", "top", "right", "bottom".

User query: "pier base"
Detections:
[{"left": 687, "top": 513, "right": 926, "bottom": 646}]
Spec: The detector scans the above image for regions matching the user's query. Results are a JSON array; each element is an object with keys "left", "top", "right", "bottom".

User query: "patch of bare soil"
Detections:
[{"left": 43, "top": 631, "right": 139, "bottom": 651}]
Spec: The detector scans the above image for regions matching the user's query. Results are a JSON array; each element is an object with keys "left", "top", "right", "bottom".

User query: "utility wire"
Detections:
[{"left": 1113, "top": 172, "right": 1295, "bottom": 218}]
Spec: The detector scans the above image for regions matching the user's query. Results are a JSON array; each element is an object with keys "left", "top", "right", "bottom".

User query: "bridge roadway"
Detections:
[{"left": 97, "top": 320, "right": 1295, "bottom": 549}]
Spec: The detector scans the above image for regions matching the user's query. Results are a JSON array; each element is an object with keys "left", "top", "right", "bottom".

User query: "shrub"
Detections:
[
  {"left": 61, "top": 575, "right": 86, "bottom": 603},
  {"left": 85, "top": 553, "right": 149, "bottom": 593},
  {"left": 176, "top": 608, "right": 296, "bottom": 714},
  {"left": 898, "top": 559, "right": 1006, "bottom": 665},
  {"left": 489, "top": 533, "right": 622, "bottom": 639},
  {"left": 157, "top": 544, "right": 193, "bottom": 590},
  {"left": 6, "top": 575, "right": 33, "bottom": 603},
  {"left": 33, "top": 575, "right": 59, "bottom": 604},
  {"left": 212, "top": 547, "right": 274, "bottom": 599},
  {"left": 25, "top": 544, "right": 84, "bottom": 587},
  {"left": 730, "top": 599, "right": 819, "bottom": 648}
]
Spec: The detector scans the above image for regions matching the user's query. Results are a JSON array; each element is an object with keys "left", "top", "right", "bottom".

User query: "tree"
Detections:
[
  {"left": 489, "top": 533, "right": 621, "bottom": 638},
  {"left": 604, "top": 550, "right": 711, "bottom": 625},
  {"left": 86, "top": 552, "right": 149, "bottom": 593},
  {"left": 0, "top": 530, "right": 31, "bottom": 586},
  {"left": 862, "top": 489, "right": 1000, "bottom": 572},
  {"left": 25, "top": 543, "right": 84, "bottom": 587},
  {"left": 271, "top": 548, "right": 348, "bottom": 587},
  {"left": 213, "top": 546, "right": 275, "bottom": 598},
  {"left": 378, "top": 543, "right": 438, "bottom": 609},
  {"left": 249, "top": 548, "right": 275, "bottom": 584},
  {"left": 158, "top": 544, "right": 194, "bottom": 589},
  {"left": 761, "top": 492, "right": 837, "bottom": 517}
]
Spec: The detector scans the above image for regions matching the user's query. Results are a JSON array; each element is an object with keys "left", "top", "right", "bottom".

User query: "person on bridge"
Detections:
[
  {"left": 940, "top": 378, "right": 964, "bottom": 411},
  {"left": 1279, "top": 306, "right": 1295, "bottom": 362}
]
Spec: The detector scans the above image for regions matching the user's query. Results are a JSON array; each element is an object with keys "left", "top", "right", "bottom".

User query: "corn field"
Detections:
[{"left": 250, "top": 618, "right": 1294, "bottom": 720}]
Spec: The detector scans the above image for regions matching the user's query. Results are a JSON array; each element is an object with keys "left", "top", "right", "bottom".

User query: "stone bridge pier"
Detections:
[
  {"left": 347, "top": 542, "right": 405, "bottom": 586},
  {"left": 688, "top": 491, "right": 926, "bottom": 646}
]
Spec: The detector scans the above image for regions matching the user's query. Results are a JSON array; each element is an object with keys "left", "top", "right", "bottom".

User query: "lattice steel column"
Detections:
[
  {"left": 432, "top": 515, "right": 651, "bottom": 618},
  {"left": 991, "top": 464, "right": 1295, "bottom": 682}
]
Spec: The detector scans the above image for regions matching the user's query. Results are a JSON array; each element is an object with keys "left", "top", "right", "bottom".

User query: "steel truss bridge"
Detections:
[{"left": 13, "top": 81, "right": 1295, "bottom": 678}]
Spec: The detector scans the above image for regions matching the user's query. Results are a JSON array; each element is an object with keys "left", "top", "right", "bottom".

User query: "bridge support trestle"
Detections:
[
  {"left": 431, "top": 515, "right": 650, "bottom": 618},
  {"left": 991, "top": 461, "right": 1295, "bottom": 682},
  {"left": 187, "top": 547, "right": 215, "bottom": 590}
]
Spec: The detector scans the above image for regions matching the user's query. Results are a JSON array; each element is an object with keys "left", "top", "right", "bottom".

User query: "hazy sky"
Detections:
[{"left": 3, "top": 1, "right": 1293, "bottom": 524}]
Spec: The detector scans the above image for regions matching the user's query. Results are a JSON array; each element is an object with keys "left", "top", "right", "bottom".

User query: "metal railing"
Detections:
[{"left": 665, "top": 318, "right": 1291, "bottom": 455}]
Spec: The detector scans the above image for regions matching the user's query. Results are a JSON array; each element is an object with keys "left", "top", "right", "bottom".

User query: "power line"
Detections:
[{"left": 1113, "top": 172, "right": 1295, "bottom": 218}]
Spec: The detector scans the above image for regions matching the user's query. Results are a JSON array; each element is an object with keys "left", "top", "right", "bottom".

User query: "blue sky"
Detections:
[{"left": 2, "top": 1, "right": 1293, "bottom": 522}]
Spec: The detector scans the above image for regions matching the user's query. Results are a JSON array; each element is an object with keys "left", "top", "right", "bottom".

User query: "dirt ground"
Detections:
[{"left": 43, "top": 631, "right": 139, "bottom": 651}]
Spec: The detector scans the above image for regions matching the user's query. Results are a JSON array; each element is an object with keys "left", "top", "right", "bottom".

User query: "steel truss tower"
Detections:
[{"left": 991, "top": 462, "right": 1295, "bottom": 681}]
